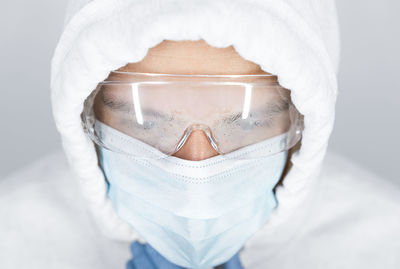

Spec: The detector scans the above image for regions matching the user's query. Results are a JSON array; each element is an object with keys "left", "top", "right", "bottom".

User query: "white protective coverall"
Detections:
[{"left": 1, "top": 0, "right": 400, "bottom": 268}]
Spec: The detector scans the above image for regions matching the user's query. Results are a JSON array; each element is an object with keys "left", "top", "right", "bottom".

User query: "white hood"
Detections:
[{"left": 50, "top": 0, "right": 340, "bottom": 246}]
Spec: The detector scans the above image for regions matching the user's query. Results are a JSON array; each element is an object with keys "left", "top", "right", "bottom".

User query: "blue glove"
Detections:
[{"left": 126, "top": 241, "right": 243, "bottom": 269}]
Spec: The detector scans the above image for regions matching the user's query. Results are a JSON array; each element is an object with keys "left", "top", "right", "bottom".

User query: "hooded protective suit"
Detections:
[{"left": 1, "top": 0, "right": 400, "bottom": 268}]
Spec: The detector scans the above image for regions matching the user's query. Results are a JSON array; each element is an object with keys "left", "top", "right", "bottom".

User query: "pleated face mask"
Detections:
[{"left": 96, "top": 120, "right": 288, "bottom": 269}]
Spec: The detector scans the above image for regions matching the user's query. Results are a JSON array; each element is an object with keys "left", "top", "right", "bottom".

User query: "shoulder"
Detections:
[
  {"left": 0, "top": 151, "right": 84, "bottom": 231},
  {"left": 0, "top": 151, "right": 76, "bottom": 202},
  {"left": 320, "top": 151, "right": 400, "bottom": 209},
  {"left": 0, "top": 151, "right": 130, "bottom": 269},
  {"left": 316, "top": 150, "right": 400, "bottom": 236},
  {"left": 298, "top": 151, "right": 400, "bottom": 267}
]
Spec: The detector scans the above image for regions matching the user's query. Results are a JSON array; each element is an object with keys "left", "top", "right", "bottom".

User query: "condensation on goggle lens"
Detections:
[{"left": 84, "top": 81, "right": 303, "bottom": 158}]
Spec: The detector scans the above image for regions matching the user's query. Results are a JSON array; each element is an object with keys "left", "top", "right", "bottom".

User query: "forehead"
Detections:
[{"left": 108, "top": 39, "right": 272, "bottom": 76}]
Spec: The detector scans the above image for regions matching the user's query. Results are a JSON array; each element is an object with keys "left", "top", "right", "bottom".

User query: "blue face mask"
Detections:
[{"left": 97, "top": 121, "right": 288, "bottom": 269}]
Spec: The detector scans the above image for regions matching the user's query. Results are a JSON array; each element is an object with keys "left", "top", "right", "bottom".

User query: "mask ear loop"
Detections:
[{"left": 174, "top": 124, "right": 220, "bottom": 153}]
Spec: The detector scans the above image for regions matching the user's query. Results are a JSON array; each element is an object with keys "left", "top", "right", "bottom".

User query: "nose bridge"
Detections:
[{"left": 173, "top": 124, "right": 219, "bottom": 161}]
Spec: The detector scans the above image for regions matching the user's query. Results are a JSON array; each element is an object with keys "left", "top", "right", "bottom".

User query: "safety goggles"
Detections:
[{"left": 82, "top": 71, "right": 303, "bottom": 159}]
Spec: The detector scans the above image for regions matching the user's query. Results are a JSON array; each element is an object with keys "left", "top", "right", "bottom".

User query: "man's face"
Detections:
[{"left": 103, "top": 39, "right": 274, "bottom": 161}]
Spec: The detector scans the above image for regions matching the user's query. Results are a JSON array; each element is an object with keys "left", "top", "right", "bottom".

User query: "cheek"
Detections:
[
  {"left": 271, "top": 113, "right": 291, "bottom": 134},
  {"left": 94, "top": 102, "right": 112, "bottom": 125},
  {"left": 93, "top": 104, "right": 125, "bottom": 134}
]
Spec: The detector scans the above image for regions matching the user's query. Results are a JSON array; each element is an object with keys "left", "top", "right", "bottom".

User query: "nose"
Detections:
[{"left": 172, "top": 130, "right": 219, "bottom": 161}]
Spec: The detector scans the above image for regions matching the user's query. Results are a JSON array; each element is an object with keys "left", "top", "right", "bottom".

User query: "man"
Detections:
[{"left": 1, "top": 0, "right": 399, "bottom": 268}]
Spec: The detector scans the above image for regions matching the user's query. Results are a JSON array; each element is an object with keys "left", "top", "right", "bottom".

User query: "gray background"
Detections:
[{"left": 1, "top": 0, "right": 399, "bottom": 182}]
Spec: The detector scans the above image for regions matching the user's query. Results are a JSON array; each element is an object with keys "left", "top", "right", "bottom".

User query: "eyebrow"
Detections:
[
  {"left": 222, "top": 101, "right": 289, "bottom": 123},
  {"left": 100, "top": 92, "right": 289, "bottom": 120},
  {"left": 100, "top": 92, "right": 172, "bottom": 119}
]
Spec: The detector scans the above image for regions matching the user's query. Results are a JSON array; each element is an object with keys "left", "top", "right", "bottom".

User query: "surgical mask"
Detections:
[{"left": 96, "top": 121, "right": 288, "bottom": 269}]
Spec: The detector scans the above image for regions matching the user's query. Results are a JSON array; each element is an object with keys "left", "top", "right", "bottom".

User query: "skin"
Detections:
[{"left": 109, "top": 39, "right": 275, "bottom": 161}]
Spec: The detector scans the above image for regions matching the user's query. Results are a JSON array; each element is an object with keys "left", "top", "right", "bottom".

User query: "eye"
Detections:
[
  {"left": 119, "top": 118, "right": 156, "bottom": 131},
  {"left": 141, "top": 120, "right": 155, "bottom": 130},
  {"left": 238, "top": 113, "right": 275, "bottom": 130},
  {"left": 239, "top": 118, "right": 262, "bottom": 130}
]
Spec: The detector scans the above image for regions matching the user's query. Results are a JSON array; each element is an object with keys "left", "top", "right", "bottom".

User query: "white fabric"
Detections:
[
  {"left": 1, "top": 151, "right": 399, "bottom": 268},
  {"left": 50, "top": 0, "right": 339, "bottom": 242},
  {"left": 2, "top": 0, "right": 399, "bottom": 268}
]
